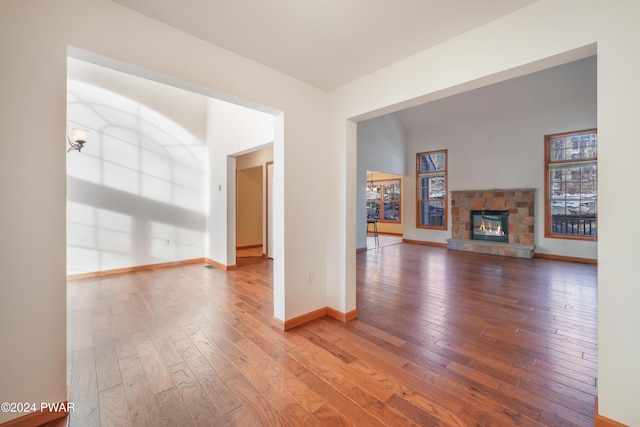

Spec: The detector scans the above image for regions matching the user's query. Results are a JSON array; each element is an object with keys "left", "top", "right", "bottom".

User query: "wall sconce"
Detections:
[{"left": 67, "top": 127, "right": 89, "bottom": 153}]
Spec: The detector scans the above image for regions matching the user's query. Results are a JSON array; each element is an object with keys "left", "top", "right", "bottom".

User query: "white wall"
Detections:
[
  {"left": 2, "top": 0, "right": 640, "bottom": 425},
  {"left": 0, "top": 6, "right": 68, "bottom": 419},
  {"left": 328, "top": 1, "right": 639, "bottom": 424},
  {"left": 205, "top": 98, "right": 274, "bottom": 267},
  {"left": 596, "top": 2, "right": 640, "bottom": 424},
  {"left": 401, "top": 56, "right": 597, "bottom": 259},
  {"left": 0, "top": 0, "right": 328, "bottom": 423},
  {"left": 66, "top": 59, "right": 208, "bottom": 274},
  {"left": 67, "top": 58, "right": 207, "bottom": 142},
  {"left": 357, "top": 114, "right": 407, "bottom": 174}
]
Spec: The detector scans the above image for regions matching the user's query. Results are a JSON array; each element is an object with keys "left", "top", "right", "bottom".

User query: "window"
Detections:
[
  {"left": 417, "top": 150, "right": 447, "bottom": 229},
  {"left": 545, "top": 129, "right": 597, "bottom": 239},
  {"left": 366, "top": 179, "right": 401, "bottom": 223}
]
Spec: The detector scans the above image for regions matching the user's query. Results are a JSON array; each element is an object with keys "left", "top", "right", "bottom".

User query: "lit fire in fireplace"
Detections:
[
  {"left": 471, "top": 210, "right": 509, "bottom": 242},
  {"left": 477, "top": 218, "right": 505, "bottom": 236}
]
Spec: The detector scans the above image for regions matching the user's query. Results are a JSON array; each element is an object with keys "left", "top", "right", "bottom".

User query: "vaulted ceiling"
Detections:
[
  {"left": 111, "top": 0, "right": 539, "bottom": 91},
  {"left": 108, "top": 0, "right": 593, "bottom": 142}
]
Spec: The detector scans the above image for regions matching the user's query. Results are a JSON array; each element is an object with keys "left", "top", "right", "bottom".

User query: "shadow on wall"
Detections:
[{"left": 66, "top": 80, "right": 207, "bottom": 275}]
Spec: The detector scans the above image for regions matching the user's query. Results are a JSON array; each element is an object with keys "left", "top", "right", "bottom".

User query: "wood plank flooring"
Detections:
[{"left": 66, "top": 243, "right": 597, "bottom": 426}]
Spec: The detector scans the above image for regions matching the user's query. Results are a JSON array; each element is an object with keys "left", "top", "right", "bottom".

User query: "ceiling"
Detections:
[
  {"left": 395, "top": 55, "right": 596, "bottom": 136},
  {"left": 111, "top": 0, "right": 539, "bottom": 91}
]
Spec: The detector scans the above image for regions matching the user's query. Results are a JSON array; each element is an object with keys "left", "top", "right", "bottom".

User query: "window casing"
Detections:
[
  {"left": 417, "top": 150, "right": 447, "bottom": 229},
  {"left": 366, "top": 179, "right": 401, "bottom": 223},
  {"left": 545, "top": 129, "right": 597, "bottom": 240}
]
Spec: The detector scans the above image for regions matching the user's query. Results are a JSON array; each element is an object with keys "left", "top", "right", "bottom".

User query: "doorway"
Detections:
[
  {"left": 235, "top": 146, "right": 274, "bottom": 264},
  {"left": 236, "top": 165, "right": 263, "bottom": 261}
]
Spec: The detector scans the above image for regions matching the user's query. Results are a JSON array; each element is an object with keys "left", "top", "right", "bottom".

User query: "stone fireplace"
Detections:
[{"left": 447, "top": 188, "right": 535, "bottom": 258}]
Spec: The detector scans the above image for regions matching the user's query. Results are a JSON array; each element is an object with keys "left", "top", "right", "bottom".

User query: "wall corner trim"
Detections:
[
  {"left": 327, "top": 307, "right": 358, "bottom": 323},
  {"left": 595, "top": 398, "right": 629, "bottom": 427},
  {"left": 0, "top": 400, "right": 69, "bottom": 427},
  {"left": 277, "top": 307, "right": 359, "bottom": 331}
]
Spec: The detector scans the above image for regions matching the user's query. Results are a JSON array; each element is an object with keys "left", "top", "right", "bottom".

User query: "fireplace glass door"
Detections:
[{"left": 471, "top": 210, "right": 509, "bottom": 242}]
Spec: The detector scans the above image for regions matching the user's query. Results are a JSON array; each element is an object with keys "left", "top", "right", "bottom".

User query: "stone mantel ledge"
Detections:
[{"left": 450, "top": 188, "right": 537, "bottom": 194}]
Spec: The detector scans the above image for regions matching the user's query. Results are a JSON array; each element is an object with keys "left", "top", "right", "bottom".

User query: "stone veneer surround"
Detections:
[{"left": 447, "top": 188, "right": 536, "bottom": 258}]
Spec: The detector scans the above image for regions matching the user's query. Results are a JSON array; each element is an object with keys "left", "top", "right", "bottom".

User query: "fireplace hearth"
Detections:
[{"left": 471, "top": 210, "right": 509, "bottom": 243}]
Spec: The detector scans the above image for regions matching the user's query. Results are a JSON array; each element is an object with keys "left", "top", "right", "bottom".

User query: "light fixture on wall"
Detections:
[{"left": 67, "top": 127, "right": 89, "bottom": 153}]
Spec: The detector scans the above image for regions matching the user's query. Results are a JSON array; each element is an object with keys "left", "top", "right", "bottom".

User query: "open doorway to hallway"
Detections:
[{"left": 235, "top": 146, "right": 273, "bottom": 266}]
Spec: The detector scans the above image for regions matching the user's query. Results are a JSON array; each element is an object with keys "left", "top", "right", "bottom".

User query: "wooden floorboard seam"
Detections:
[{"left": 66, "top": 243, "right": 597, "bottom": 426}]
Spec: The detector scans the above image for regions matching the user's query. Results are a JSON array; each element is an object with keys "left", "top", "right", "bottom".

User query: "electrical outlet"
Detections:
[
  {"left": 307, "top": 271, "right": 314, "bottom": 284},
  {"left": 164, "top": 239, "right": 170, "bottom": 247}
]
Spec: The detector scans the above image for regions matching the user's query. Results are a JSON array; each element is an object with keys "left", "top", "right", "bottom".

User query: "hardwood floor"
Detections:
[
  {"left": 236, "top": 247, "right": 264, "bottom": 258},
  {"left": 66, "top": 243, "right": 597, "bottom": 426}
]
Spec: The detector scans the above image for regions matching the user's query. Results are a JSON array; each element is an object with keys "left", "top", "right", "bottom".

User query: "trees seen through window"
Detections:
[
  {"left": 366, "top": 179, "right": 401, "bottom": 223},
  {"left": 416, "top": 150, "right": 447, "bottom": 229},
  {"left": 545, "top": 129, "right": 597, "bottom": 239}
]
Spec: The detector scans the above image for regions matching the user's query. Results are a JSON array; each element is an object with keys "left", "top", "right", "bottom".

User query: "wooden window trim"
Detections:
[
  {"left": 366, "top": 179, "right": 402, "bottom": 224},
  {"left": 416, "top": 149, "right": 448, "bottom": 230},
  {"left": 544, "top": 129, "right": 597, "bottom": 241}
]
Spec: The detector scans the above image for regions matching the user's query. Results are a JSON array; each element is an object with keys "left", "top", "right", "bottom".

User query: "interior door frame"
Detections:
[{"left": 266, "top": 160, "right": 274, "bottom": 259}]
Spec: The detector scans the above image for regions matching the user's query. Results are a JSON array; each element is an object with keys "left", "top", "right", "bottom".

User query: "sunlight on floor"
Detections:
[{"left": 367, "top": 234, "right": 402, "bottom": 250}]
